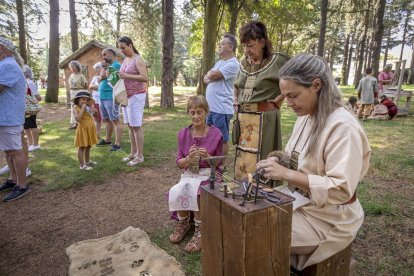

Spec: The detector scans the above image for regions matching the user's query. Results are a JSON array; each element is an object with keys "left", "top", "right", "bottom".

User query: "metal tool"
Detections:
[{"left": 202, "top": 156, "right": 226, "bottom": 189}]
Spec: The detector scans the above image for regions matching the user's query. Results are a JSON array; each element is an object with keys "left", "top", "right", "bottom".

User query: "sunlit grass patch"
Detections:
[{"left": 28, "top": 105, "right": 189, "bottom": 190}]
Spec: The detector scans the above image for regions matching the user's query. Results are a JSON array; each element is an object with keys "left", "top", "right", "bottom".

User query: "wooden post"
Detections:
[{"left": 201, "top": 184, "right": 293, "bottom": 276}]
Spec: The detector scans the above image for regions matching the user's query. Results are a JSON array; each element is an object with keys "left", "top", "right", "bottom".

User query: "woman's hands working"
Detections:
[{"left": 256, "top": 157, "right": 310, "bottom": 193}]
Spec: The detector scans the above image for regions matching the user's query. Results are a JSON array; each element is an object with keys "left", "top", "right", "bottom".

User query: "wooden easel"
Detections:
[{"left": 383, "top": 60, "right": 413, "bottom": 116}]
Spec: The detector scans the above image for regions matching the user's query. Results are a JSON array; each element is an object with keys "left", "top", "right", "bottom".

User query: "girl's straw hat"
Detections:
[{"left": 72, "top": 90, "right": 95, "bottom": 106}]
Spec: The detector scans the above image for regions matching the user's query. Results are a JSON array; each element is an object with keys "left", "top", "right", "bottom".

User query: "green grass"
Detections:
[
  {"left": 28, "top": 106, "right": 189, "bottom": 191},
  {"left": 17, "top": 85, "right": 414, "bottom": 275}
]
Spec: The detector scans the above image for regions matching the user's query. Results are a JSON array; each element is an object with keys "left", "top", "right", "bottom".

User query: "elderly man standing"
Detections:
[
  {"left": 97, "top": 48, "right": 123, "bottom": 151},
  {"left": 0, "top": 37, "right": 30, "bottom": 202},
  {"left": 204, "top": 34, "right": 239, "bottom": 157}
]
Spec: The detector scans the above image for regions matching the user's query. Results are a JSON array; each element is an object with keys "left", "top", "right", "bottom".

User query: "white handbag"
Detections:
[{"left": 113, "top": 79, "right": 128, "bottom": 106}]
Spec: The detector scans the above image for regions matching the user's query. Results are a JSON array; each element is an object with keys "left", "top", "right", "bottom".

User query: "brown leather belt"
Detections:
[{"left": 238, "top": 102, "right": 278, "bottom": 112}]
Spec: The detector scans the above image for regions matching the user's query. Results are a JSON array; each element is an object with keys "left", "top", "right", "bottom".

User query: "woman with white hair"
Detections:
[
  {"left": 68, "top": 60, "right": 88, "bottom": 129},
  {"left": 89, "top": 62, "right": 103, "bottom": 139},
  {"left": 23, "top": 65, "right": 42, "bottom": 151}
]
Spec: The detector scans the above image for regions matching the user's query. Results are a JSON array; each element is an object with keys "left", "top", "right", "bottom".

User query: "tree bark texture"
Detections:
[
  {"left": 16, "top": 0, "right": 27, "bottom": 64},
  {"left": 354, "top": 1, "right": 370, "bottom": 87},
  {"left": 341, "top": 34, "right": 350, "bottom": 85},
  {"left": 161, "top": 0, "right": 174, "bottom": 108},
  {"left": 383, "top": 28, "right": 390, "bottom": 68},
  {"left": 371, "top": 0, "right": 386, "bottom": 78},
  {"left": 399, "top": 10, "right": 411, "bottom": 61},
  {"left": 345, "top": 35, "right": 354, "bottom": 85},
  {"left": 197, "top": 0, "right": 220, "bottom": 96},
  {"left": 228, "top": 0, "right": 243, "bottom": 35},
  {"left": 408, "top": 45, "right": 414, "bottom": 84},
  {"left": 69, "top": 0, "right": 79, "bottom": 52},
  {"left": 45, "top": 0, "right": 60, "bottom": 103},
  {"left": 115, "top": 0, "right": 122, "bottom": 40},
  {"left": 317, "top": 0, "right": 329, "bottom": 57}
]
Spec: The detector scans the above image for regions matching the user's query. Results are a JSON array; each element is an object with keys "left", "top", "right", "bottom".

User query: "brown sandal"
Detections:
[
  {"left": 184, "top": 225, "right": 202, "bottom": 253},
  {"left": 169, "top": 219, "right": 190, "bottom": 244}
]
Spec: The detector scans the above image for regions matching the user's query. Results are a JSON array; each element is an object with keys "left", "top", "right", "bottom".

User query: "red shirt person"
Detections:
[{"left": 380, "top": 95, "right": 398, "bottom": 119}]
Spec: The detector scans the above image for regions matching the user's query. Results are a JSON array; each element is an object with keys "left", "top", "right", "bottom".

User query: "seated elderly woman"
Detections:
[
  {"left": 168, "top": 95, "right": 223, "bottom": 253},
  {"left": 257, "top": 54, "right": 371, "bottom": 271}
]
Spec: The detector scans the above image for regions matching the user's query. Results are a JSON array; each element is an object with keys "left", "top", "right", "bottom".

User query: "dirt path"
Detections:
[{"left": 0, "top": 102, "right": 182, "bottom": 276}]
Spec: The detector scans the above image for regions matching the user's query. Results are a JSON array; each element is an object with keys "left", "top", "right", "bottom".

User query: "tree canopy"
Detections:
[{"left": 1, "top": 0, "right": 413, "bottom": 101}]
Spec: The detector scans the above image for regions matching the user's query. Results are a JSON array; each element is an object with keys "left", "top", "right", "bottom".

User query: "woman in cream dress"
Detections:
[{"left": 257, "top": 54, "right": 371, "bottom": 271}]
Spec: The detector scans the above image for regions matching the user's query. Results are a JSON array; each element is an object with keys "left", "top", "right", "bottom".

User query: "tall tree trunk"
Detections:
[
  {"left": 354, "top": 1, "right": 370, "bottom": 87},
  {"left": 371, "top": 0, "right": 386, "bottom": 77},
  {"left": 317, "top": 0, "right": 329, "bottom": 57},
  {"left": 341, "top": 34, "right": 350, "bottom": 85},
  {"left": 161, "top": 0, "right": 174, "bottom": 108},
  {"left": 115, "top": 0, "right": 122, "bottom": 40},
  {"left": 383, "top": 28, "right": 390, "bottom": 68},
  {"left": 346, "top": 40, "right": 354, "bottom": 85},
  {"left": 16, "top": 0, "right": 27, "bottom": 63},
  {"left": 408, "top": 44, "right": 414, "bottom": 84},
  {"left": 69, "top": 0, "right": 79, "bottom": 52},
  {"left": 45, "top": 0, "right": 60, "bottom": 103},
  {"left": 367, "top": 39, "right": 373, "bottom": 67},
  {"left": 399, "top": 10, "right": 411, "bottom": 61},
  {"left": 228, "top": 0, "right": 243, "bottom": 35},
  {"left": 362, "top": 38, "right": 370, "bottom": 71},
  {"left": 329, "top": 45, "right": 334, "bottom": 71},
  {"left": 196, "top": 0, "right": 220, "bottom": 96}
]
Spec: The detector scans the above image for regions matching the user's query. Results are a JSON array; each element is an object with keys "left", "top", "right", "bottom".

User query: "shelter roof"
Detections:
[{"left": 59, "top": 39, "right": 123, "bottom": 69}]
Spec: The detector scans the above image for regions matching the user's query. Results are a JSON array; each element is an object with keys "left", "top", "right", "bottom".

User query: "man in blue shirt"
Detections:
[
  {"left": 204, "top": 34, "right": 239, "bottom": 157},
  {"left": 0, "top": 36, "right": 30, "bottom": 202},
  {"left": 97, "top": 48, "right": 123, "bottom": 151}
]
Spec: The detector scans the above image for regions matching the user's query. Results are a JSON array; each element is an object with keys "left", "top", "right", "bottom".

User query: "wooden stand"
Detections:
[
  {"left": 382, "top": 60, "right": 413, "bottom": 116},
  {"left": 201, "top": 184, "right": 293, "bottom": 276},
  {"left": 295, "top": 244, "right": 352, "bottom": 276},
  {"left": 383, "top": 88, "right": 412, "bottom": 116}
]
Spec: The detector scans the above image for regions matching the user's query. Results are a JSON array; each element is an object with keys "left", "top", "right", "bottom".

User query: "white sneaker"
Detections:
[
  {"left": 29, "top": 145, "right": 42, "bottom": 152},
  {"left": 0, "top": 165, "right": 9, "bottom": 175},
  {"left": 26, "top": 167, "right": 32, "bottom": 177},
  {"left": 80, "top": 164, "right": 93, "bottom": 171}
]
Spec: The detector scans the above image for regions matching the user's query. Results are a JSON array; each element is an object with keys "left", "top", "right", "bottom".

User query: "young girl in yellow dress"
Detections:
[{"left": 73, "top": 91, "right": 99, "bottom": 170}]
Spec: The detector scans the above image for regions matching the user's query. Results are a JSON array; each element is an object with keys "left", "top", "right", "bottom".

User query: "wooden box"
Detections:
[
  {"left": 296, "top": 244, "right": 352, "bottom": 276},
  {"left": 201, "top": 184, "right": 293, "bottom": 276}
]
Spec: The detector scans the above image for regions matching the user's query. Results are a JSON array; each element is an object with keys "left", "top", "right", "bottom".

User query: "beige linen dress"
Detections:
[{"left": 285, "top": 107, "right": 371, "bottom": 270}]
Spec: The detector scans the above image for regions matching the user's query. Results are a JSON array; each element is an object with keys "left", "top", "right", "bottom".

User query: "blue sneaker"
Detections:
[
  {"left": 3, "top": 186, "right": 31, "bottom": 202},
  {"left": 109, "top": 144, "right": 121, "bottom": 151},
  {"left": 0, "top": 179, "right": 16, "bottom": 192}
]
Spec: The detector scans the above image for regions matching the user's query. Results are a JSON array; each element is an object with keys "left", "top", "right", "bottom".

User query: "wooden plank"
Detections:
[
  {"left": 222, "top": 198, "right": 246, "bottom": 276},
  {"left": 269, "top": 203, "right": 293, "bottom": 276},
  {"left": 245, "top": 208, "right": 273, "bottom": 275},
  {"left": 201, "top": 189, "right": 224, "bottom": 276}
]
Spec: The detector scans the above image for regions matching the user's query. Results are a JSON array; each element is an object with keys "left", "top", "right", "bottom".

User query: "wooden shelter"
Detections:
[{"left": 58, "top": 39, "right": 124, "bottom": 103}]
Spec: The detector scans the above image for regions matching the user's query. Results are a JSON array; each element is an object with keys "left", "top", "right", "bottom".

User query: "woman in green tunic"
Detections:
[{"left": 233, "top": 20, "right": 289, "bottom": 180}]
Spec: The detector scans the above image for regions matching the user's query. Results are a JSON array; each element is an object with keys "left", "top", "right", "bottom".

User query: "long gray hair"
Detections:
[{"left": 279, "top": 54, "right": 342, "bottom": 157}]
